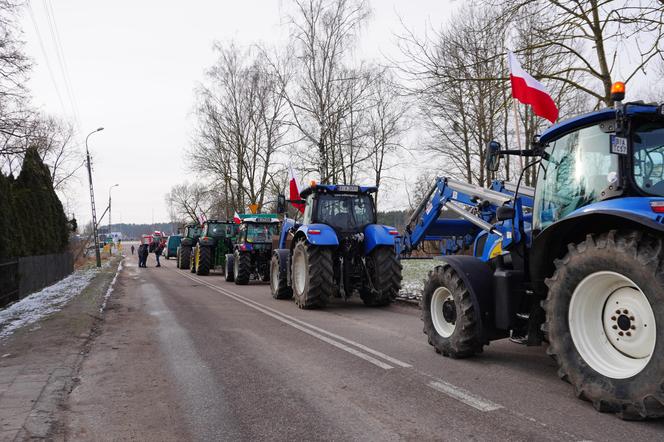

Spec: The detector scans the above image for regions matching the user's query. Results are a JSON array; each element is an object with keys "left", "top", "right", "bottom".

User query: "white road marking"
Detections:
[
  {"left": 428, "top": 380, "right": 503, "bottom": 412},
  {"left": 175, "top": 269, "right": 505, "bottom": 414},
  {"left": 204, "top": 278, "right": 412, "bottom": 368},
  {"left": 179, "top": 272, "right": 394, "bottom": 370}
]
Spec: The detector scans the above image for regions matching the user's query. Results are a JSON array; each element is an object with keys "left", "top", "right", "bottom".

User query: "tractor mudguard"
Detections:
[
  {"left": 279, "top": 218, "right": 296, "bottom": 249},
  {"left": 363, "top": 224, "right": 398, "bottom": 255},
  {"left": 530, "top": 198, "right": 664, "bottom": 291},
  {"left": 296, "top": 224, "right": 339, "bottom": 246},
  {"left": 434, "top": 255, "right": 496, "bottom": 338}
]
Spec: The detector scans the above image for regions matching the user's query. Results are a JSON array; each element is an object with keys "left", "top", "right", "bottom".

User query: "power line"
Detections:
[
  {"left": 26, "top": 1, "right": 68, "bottom": 117},
  {"left": 42, "top": 0, "right": 82, "bottom": 127}
]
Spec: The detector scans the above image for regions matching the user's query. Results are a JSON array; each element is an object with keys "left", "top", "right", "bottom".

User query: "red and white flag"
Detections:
[
  {"left": 508, "top": 51, "right": 558, "bottom": 124},
  {"left": 233, "top": 211, "right": 242, "bottom": 224},
  {"left": 288, "top": 165, "right": 305, "bottom": 214}
]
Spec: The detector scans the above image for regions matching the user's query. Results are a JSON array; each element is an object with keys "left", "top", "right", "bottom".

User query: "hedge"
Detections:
[{"left": 0, "top": 147, "right": 69, "bottom": 261}]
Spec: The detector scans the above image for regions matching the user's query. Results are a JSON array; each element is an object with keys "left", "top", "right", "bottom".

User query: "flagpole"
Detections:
[{"left": 512, "top": 98, "right": 525, "bottom": 172}]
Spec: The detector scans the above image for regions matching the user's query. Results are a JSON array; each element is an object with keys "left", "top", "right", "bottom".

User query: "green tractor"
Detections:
[
  {"left": 176, "top": 224, "right": 201, "bottom": 270},
  {"left": 224, "top": 215, "right": 281, "bottom": 284},
  {"left": 191, "top": 220, "right": 239, "bottom": 276}
]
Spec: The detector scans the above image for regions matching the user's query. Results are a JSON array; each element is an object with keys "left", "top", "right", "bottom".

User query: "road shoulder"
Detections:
[{"left": 0, "top": 258, "right": 122, "bottom": 441}]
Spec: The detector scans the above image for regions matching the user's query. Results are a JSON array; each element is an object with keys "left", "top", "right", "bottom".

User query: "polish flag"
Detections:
[
  {"left": 288, "top": 165, "right": 305, "bottom": 214},
  {"left": 508, "top": 51, "right": 558, "bottom": 124},
  {"left": 233, "top": 211, "right": 242, "bottom": 224}
]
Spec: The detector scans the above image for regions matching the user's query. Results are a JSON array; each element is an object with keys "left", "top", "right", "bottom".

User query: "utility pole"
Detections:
[
  {"left": 85, "top": 127, "right": 105, "bottom": 267},
  {"left": 108, "top": 184, "right": 119, "bottom": 256}
]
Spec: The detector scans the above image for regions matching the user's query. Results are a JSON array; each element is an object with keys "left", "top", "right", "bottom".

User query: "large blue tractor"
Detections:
[
  {"left": 407, "top": 85, "right": 664, "bottom": 419},
  {"left": 271, "top": 184, "right": 402, "bottom": 308}
]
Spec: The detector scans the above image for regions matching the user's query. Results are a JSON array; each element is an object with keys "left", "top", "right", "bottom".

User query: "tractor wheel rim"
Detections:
[
  {"left": 292, "top": 249, "right": 306, "bottom": 296},
  {"left": 569, "top": 271, "right": 656, "bottom": 379},
  {"left": 431, "top": 287, "right": 456, "bottom": 338},
  {"left": 271, "top": 259, "right": 279, "bottom": 293}
]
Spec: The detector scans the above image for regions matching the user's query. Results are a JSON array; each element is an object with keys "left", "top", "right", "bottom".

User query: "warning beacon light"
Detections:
[{"left": 611, "top": 81, "right": 626, "bottom": 103}]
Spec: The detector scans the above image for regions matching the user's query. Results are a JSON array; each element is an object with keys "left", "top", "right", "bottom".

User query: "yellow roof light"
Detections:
[{"left": 611, "top": 81, "right": 625, "bottom": 102}]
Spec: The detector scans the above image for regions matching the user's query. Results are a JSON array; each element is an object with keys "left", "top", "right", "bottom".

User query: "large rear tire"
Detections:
[
  {"left": 291, "top": 240, "right": 334, "bottom": 309},
  {"left": 179, "top": 247, "right": 191, "bottom": 270},
  {"left": 422, "top": 264, "right": 485, "bottom": 358},
  {"left": 196, "top": 246, "right": 211, "bottom": 276},
  {"left": 234, "top": 251, "right": 251, "bottom": 285},
  {"left": 224, "top": 254, "right": 235, "bottom": 282},
  {"left": 270, "top": 252, "right": 292, "bottom": 299},
  {"left": 544, "top": 230, "right": 664, "bottom": 420},
  {"left": 361, "top": 246, "right": 402, "bottom": 307}
]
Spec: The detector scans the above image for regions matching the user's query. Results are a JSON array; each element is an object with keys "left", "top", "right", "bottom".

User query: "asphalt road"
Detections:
[{"left": 63, "top": 254, "right": 664, "bottom": 441}]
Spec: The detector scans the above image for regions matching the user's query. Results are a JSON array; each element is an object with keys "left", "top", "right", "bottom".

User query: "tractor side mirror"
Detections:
[
  {"left": 485, "top": 141, "right": 501, "bottom": 172},
  {"left": 276, "top": 194, "right": 286, "bottom": 214},
  {"left": 496, "top": 205, "right": 515, "bottom": 221}
]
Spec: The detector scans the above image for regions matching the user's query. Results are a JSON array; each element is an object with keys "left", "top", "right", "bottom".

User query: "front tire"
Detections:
[
  {"left": 196, "top": 246, "right": 211, "bottom": 276},
  {"left": 361, "top": 246, "right": 402, "bottom": 306},
  {"left": 234, "top": 251, "right": 251, "bottom": 285},
  {"left": 544, "top": 231, "right": 664, "bottom": 420},
  {"left": 224, "top": 254, "right": 235, "bottom": 282},
  {"left": 271, "top": 252, "right": 292, "bottom": 299},
  {"left": 291, "top": 240, "right": 334, "bottom": 309},
  {"left": 179, "top": 246, "right": 191, "bottom": 270},
  {"left": 422, "top": 264, "right": 485, "bottom": 358}
]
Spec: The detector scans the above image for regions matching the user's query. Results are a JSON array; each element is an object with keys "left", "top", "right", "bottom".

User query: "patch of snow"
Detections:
[
  {"left": 100, "top": 259, "right": 124, "bottom": 314},
  {"left": 0, "top": 268, "right": 98, "bottom": 340},
  {"left": 0, "top": 258, "right": 123, "bottom": 340}
]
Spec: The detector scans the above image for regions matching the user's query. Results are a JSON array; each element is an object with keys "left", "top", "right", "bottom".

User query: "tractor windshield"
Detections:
[
  {"left": 206, "top": 223, "right": 233, "bottom": 237},
  {"left": 534, "top": 122, "right": 618, "bottom": 231},
  {"left": 246, "top": 223, "right": 279, "bottom": 243},
  {"left": 632, "top": 120, "right": 664, "bottom": 196},
  {"left": 315, "top": 193, "right": 375, "bottom": 231}
]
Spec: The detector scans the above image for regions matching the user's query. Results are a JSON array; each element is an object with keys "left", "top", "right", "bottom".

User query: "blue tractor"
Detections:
[
  {"left": 271, "top": 184, "right": 402, "bottom": 308},
  {"left": 409, "top": 84, "right": 664, "bottom": 419}
]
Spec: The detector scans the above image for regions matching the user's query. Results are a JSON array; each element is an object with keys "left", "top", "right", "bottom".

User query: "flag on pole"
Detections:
[
  {"left": 199, "top": 210, "right": 207, "bottom": 225},
  {"left": 288, "top": 165, "right": 305, "bottom": 214},
  {"left": 508, "top": 51, "right": 559, "bottom": 124},
  {"left": 233, "top": 211, "right": 242, "bottom": 224}
]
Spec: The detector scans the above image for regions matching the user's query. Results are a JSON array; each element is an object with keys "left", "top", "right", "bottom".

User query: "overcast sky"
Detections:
[{"left": 18, "top": 0, "right": 454, "bottom": 226}]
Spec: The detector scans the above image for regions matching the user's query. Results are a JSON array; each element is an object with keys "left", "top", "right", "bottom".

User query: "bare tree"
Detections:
[
  {"left": 396, "top": 5, "right": 508, "bottom": 186},
  {"left": 165, "top": 182, "right": 211, "bottom": 224},
  {"left": 191, "top": 43, "right": 289, "bottom": 215},
  {"left": 495, "top": 0, "right": 664, "bottom": 107},
  {"left": 366, "top": 67, "right": 408, "bottom": 206},
  {"left": 278, "top": 0, "right": 371, "bottom": 183}
]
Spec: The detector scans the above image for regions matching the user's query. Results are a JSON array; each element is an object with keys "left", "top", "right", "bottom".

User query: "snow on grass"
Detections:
[
  {"left": 0, "top": 267, "right": 98, "bottom": 340},
  {"left": 398, "top": 259, "right": 439, "bottom": 301}
]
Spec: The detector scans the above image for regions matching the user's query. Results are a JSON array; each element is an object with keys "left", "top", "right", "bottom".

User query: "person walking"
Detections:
[
  {"left": 130, "top": 244, "right": 135, "bottom": 255},
  {"left": 154, "top": 241, "right": 163, "bottom": 267},
  {"left": 138, "top": 243, "right": 149, "bottom": 268}
]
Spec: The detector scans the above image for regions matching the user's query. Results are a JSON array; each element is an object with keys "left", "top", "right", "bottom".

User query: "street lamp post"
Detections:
[
  {"left": 108, "top": 184, "right": 119, "bottom": 255},
  {"left": 85, "top": 127, "right": 105, "bottom": 268}
]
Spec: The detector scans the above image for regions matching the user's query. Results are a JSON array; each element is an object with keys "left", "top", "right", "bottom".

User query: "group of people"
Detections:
[{"left": 130, "top": 241, "right": 164, "bottom": 268}]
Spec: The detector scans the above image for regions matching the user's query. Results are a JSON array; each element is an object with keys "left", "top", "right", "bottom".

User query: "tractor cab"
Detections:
[
  {"left": 200, "top": 220, "right": 238, "bottom": 241},
  {"left": 183, "top": 224, "right": 202, "bottom": 240},
  {"left": 299, "top": 184, "right": 378, "bottom": 234},
  {"left": 531, "top": 103, "right": 664, "bottom": 235},
  {"left": 237, "top": 218, "right": 280, "bottom": 248}
]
